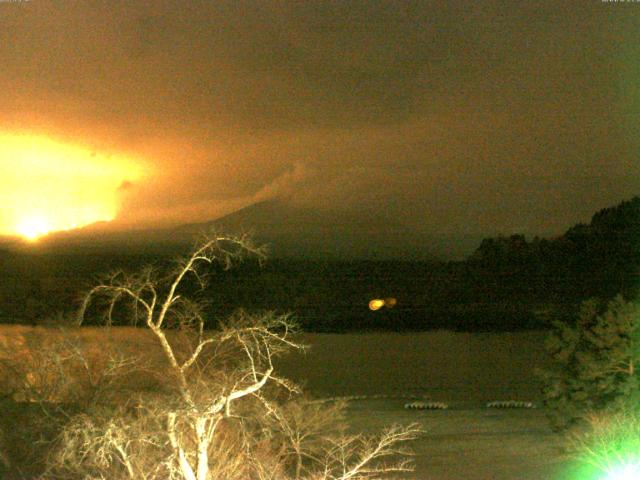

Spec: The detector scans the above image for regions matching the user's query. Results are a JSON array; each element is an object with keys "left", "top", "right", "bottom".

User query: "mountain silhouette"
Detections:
[
  {"left": 17, "top": 199, "right": 439, "bottom": 259},
  {"left": 175, "top": 199, "right": 437, "bottom": 260}
]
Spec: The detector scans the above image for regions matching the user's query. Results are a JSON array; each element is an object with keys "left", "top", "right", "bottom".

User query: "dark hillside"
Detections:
[{"left": 468, "top": 196, "right": 640, "bottom": 304}]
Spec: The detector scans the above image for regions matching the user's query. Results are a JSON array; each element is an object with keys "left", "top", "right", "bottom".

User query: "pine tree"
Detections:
[{"left": 540, "top": 295, "right": 640, "bottom": 430}]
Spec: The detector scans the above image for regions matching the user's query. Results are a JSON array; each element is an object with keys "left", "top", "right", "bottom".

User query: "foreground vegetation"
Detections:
[
  {"left": 3, "top": 295, "right": 640, "bottom": 478},
  {"left": 1, "top": 235, "right": 420, "bottom": 479}
]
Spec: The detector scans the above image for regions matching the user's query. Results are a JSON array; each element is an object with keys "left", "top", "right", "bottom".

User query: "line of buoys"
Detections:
[
  {"left": 486, "top": 400, "right": 535, "bottom": 409},
  {"left": 404, "top": 401, "right": 448, "bottom": 410},
  {"left": 309, "top": 396, "right": 536, "bottom": 410}
]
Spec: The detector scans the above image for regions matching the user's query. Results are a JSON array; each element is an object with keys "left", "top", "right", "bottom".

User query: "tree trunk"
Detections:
[{"left": 196, "top": 417, "right": 210, "bottom": 480}]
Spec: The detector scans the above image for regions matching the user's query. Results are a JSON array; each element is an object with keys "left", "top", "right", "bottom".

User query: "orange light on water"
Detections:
[
  {"left": 0, "top": 133, "right": 142, "bottom": 240},
  {"left": 369, "top": 299, "right": 385, "bottom": 311},
  {"left": 368, "top": 298, "right": 397, "bottom": 311}
]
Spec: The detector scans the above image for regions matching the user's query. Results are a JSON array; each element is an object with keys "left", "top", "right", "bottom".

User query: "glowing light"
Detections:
[
  {"left": 0, "top": 133, "right": 143, "bottom": 240},
  {"left": 603, "top": 462, "right": 640, "bottom": 480},
  {"left": 15, "top": 217, "right": 52, "bottom": 241},
  {"left": 384, "top": 297, "right": 397, "bottom": 308},
  {"left": 369, "top": 299, "right": 385, "bottom": 311},
  {"left": 368, "top": 298, "right": 397, "bottom": 311}
]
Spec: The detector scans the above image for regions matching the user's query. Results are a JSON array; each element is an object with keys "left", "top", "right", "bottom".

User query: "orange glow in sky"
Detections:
[{"left": 0, "top": 133, "right": 143, "bottom": 240}]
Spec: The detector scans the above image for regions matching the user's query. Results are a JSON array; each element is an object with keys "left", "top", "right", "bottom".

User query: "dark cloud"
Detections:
[{"left": 1, "top": 0, "right": 639, "bottom": 241}]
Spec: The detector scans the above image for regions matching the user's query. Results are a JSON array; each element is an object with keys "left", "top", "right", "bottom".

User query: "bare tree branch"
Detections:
[{"left": 39, "top": 235, "right": 420, "bottom": 480}]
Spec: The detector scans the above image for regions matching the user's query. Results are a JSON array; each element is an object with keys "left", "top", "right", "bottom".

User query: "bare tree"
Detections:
[{"left": 43, "top": 235, "right": 421, "bottom": 480}]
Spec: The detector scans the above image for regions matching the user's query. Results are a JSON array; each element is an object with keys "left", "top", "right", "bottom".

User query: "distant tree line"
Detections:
[
  {"left": 0, "top": 196, "right": 638, "bottom": 332},
  {"left": 467, "top": 196, "right": 640, "bottom": 304}
]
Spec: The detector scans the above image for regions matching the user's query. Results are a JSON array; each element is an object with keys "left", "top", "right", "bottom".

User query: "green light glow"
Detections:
[
  {"left": 569, "top": 410, "right": 640, "bottom": 480},
  {"left": 603, "top": 462, "right": 640, "bottom": 480}
]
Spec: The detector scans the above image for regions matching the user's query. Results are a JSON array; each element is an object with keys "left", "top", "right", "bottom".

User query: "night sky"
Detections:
[{"left": 1, "top": 1, "right": 639, "bottom": 253}]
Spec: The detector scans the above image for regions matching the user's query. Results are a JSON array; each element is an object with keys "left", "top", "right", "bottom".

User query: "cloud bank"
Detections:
[{"left": 1, "top": 0, "right": 638, "bottom": 239}]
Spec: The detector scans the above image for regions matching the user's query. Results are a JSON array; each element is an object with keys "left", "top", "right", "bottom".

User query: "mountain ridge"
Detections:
[{"left": 13, "top": 199, "right": 443, "bottom": 260}]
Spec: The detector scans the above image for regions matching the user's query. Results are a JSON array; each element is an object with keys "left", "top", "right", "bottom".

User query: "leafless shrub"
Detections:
[
  {"left": 4, "top": 325, "right": 153, "bottom": 411},
  {"left": 312, "top": 424, "right": 422, "bottom": 480}
]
